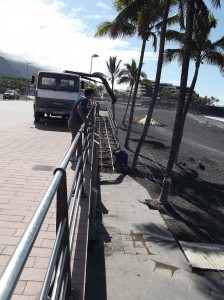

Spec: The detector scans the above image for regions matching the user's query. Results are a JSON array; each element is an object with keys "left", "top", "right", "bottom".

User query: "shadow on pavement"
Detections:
[
  {"left": 85, "top": 180, "right": 110, "bottom": 300},
  {"left": 100, "top": 174, "right": 126, "bottom": 185},
  {"left": 85, "top": 221, "right": 110, "bottom": 300},
  {"left": 34, "top": 117, "right": 70, "bottom": 132}
]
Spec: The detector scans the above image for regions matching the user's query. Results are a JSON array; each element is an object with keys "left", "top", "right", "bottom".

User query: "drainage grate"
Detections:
[{"left": 32, "top": 165, "right": 54, "bottom": 172}]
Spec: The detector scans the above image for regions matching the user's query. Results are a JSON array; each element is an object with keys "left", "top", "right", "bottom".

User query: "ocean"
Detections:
[{"left": 205, "top": 116, "right": 224, "bottom": 122}]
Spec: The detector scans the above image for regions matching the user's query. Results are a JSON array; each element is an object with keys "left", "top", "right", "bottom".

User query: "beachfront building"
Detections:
[
  {"left": 106, "top": 81, "right": 194, "bottom": 106},
  {"left": 139, "top": 81, "right": 193, "bottom": 106}
]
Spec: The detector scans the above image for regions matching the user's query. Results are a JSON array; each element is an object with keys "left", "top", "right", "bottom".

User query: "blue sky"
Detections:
[{"left": 0, "top": 0, "right": 223, "bottom": 106}]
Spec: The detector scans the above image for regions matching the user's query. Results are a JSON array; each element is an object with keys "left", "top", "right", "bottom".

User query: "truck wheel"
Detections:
[{"left": 34, "top": 112, "right": 41, "bottom": 123}]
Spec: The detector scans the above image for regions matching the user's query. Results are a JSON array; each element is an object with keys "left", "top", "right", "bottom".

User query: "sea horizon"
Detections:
[{"left": 205, "top": 115, "right": 224, "bottom": 122}]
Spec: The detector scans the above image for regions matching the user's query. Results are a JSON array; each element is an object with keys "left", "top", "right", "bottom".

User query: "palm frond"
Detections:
[
  {"left": 178, "top": 0, "right": 186, "bottom": 30},
  {"left": 203, "top": 51, "right": 224, "bottom": 70},
  {"left": 95, "top": 22, "right": 114, "bottom": 37},
  {"left": 117, "top": 57, "right": 147, "bottom": 86},
  {"left": 156, "top": 12, "right": 180, "bottom": 30},
  {"left": 163, "top": 48, "right": 184, "bottom": 65},
  {"left": 212, "top": 36, "right": 224, "bottom": 51},
  {"left": 117, "top": 77, "right": 130, "bottom": 84},
  {"left": 140, "top": 71, "right": 147, "bottom": 79},
  {"left": 210, "top": 0, "right": 221, "bottom": 8},
  {"left": 95, "top": 17, "right": 136, "bottom": 39},
  {"left": 165, "top": 29, "right": 185, "bottom": 44}
]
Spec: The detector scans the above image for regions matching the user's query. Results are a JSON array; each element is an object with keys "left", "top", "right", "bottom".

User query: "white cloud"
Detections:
[
  {"left": 0, "top": 0, "right": 223, "bottom": 101},
  {"left": 85, "top": 14, "right": 104, "bottom": 20},
  {"left": 0, "top": 0, "right": 149, "bottom": 80},
  {"left": 72, "top": 7, "right": 84, "bottom": 13},
  {"left": 96, "top": 2, "right": 111, "bottom": 10}
]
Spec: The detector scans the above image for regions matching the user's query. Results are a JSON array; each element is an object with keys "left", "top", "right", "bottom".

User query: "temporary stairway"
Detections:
[{"left": 96, "top": 112, "right": 120, "bottom": 172}]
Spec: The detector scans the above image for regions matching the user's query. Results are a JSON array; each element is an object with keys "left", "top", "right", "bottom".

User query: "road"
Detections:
[{"left": 0, "top": 98, "right": 34, "bottom": 128}]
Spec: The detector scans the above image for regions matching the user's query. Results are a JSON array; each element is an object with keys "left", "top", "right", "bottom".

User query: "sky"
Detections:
[{"left": 0, "top": 0, "right": 224, "bottom": 106}]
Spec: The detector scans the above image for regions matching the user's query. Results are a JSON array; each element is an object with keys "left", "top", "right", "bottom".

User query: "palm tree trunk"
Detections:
[
  {"left": 132, "top": 0, "right": 171, "bottom": 168},
  {"left": 111, "top": 77, "right": 115, "bottom": 120},
  {"left": 175, "top": 60, "right": 200, "bottom": 161},
  {"left": 159, "top": 0, "right": 195, "bottom": 204},
  {"left": 183, "top": 61, "right": 200, "bottom": 118},
  {"left": 122, "top": 85, "right": 133, "bottom": 125},
  {"left": 99, "top": 76, "right": 117, "bottom": 106},
  {"left": 124, "top": 38, "right": 147, "bottom": 148}
]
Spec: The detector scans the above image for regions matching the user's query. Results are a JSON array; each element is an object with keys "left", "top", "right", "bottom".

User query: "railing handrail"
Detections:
[
  {"left": 107, "top": 105, "right": 119, "bottom": 147},
  {"left": 0, "top": 107, "right": 95, "bottom": 300}
]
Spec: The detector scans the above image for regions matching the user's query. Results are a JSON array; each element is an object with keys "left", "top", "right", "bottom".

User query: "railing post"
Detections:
[
  {"left": 55, "top": 168, "right": 72, "bottom": 298},
  {"left": 77, "top": 130, "right": 83, "bottom": 159},
  {"left": 87, "top": 125, "right": 91, "bottom": 164},
  {"left": 89, "top": 132, "right": 100, "bottom": 240},
  {"left": 86, "top": 106, "right": 94, "bottom": 164}
]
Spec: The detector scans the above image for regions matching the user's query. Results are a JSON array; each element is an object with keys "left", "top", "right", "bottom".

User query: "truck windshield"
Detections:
[{"left": 37, "top": 73, "right": 79, "bottom": 92}]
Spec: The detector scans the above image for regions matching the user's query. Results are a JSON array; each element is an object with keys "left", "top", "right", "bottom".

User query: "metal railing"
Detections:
[
  {"left": 0, "top": 107, "right": 95, "bottom": 300},
  {"left": 107, "top": 105, "right": 119, "bottom": 147}
]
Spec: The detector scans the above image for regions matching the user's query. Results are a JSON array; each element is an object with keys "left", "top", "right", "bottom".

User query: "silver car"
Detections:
[{"left": 3, "top": 90, "right": 20, "bottom": 100}]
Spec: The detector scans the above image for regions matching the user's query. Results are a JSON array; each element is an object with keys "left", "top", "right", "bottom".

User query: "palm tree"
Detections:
[
  {"left": 106, "top": 56, "right": 122, "bottom": 92},
  {"left": 123, "top": 1, "right": 162, "bottom": 149},
  {"left": 132, "top": 0, "right": 175, "bottom": 167},
  {"left": 95, "top": 0, "right": 160, "bottom": 140},
  {"left": 95, "top": 1, "right": 136, "bottom": 121},
  {"left": 158, "top": 0, "right": 221, "bottom": 204},
  {"left": 105, "top": 56, "right": 122, "bottom": 119},
  {"left": 117, "top": 59, "right": 147, "bottom": 125},
  {"left": 164, "top": 14, "right": 224, "bottom": 160}
]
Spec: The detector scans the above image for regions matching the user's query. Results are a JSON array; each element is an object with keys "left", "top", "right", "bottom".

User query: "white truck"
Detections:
[{"left": 33, "top": 71, "right": 80, "bottom": 123}]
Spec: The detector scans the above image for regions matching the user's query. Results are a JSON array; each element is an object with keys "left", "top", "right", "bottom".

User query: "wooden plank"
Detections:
[{"left": 180, "top": 241, "right": 224, "bottom": 270}]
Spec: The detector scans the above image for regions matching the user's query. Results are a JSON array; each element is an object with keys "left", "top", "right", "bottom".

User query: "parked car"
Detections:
[{"left": 3, "top": 90, "right": 20, "bottom": 100}]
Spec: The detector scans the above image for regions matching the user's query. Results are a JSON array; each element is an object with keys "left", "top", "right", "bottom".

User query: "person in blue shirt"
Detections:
[
  {"left": 113, "top": 148, "right": 128, "bottom": 171},
  {"left": 68, "top": 88, "right": 94, "bottom": 161}
]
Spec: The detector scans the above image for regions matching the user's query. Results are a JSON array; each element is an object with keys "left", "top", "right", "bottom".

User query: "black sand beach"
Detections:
[{"left": 114, "top": 103, "right": 224, "bottom": 244}]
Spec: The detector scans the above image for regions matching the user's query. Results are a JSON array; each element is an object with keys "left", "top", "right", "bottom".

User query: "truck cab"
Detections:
[{"left": 33, "top": 71, "right": 80, "bottom": 123}]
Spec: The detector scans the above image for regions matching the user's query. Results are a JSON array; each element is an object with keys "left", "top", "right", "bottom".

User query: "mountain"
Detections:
[
  {"left": 0, "top": 56, "right": 42, "bottom": 78},
  {"left": 0, "top": 56, "right": 22, "bottom": 77}
]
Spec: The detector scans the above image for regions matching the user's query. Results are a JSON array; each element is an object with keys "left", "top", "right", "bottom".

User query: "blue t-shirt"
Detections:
[{"left": 69, "top": 96, "right": 90, "bottom": 124}]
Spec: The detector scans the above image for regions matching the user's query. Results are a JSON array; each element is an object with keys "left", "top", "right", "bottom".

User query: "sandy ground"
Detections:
[{"left": 113, "top": 103, "right": 224, "bottom": 244}]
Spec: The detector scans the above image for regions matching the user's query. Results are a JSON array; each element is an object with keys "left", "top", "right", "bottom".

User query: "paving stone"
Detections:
[{"left": 96, "top": 173, "right": 224, "bottom": 300}]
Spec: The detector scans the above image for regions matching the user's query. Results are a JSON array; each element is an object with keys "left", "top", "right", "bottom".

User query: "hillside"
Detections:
[{"left": 0, "top": 56, "right": 42, "bottom": 78}]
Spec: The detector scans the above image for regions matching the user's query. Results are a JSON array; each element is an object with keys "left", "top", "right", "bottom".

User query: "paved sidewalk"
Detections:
[
  {"left": 0, "top": 101, "right": 83, "bottom": 299},
  {"left": 86, "top": 172, "right": 224, "bottom": 300}
]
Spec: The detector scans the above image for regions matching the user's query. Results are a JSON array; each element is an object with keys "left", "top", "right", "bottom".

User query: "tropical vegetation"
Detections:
[
  {"left": 105, "top": 56, "right": 122, "bottom": 92},
  {"left": 95, "top": 0, "right": 223, "bottom": 205},
  {"left": 158, "top": 0, "right": 222, "bottom": 204},
  {"left": 95, "top": 0, "right": 160, "bottom": 148},
  {"left": 0, "top": 77, "right": 27, "bottom": 94},
  {"left": 159, "top": 87, "right": 220, "bottom": 106},
  {"left": 117, "top": 59, "right": 147, "bottom": 125}
]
